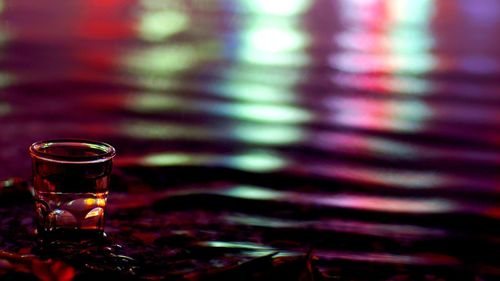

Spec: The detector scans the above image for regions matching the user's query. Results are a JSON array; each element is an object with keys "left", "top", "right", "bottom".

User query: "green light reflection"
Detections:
[
  {"left": 123, "top": 121, "right": 210, "bottom": 140},
  {"left": 138, "top": 10, "right": 189, "bottom": 42},
  {"left": 217, "top": 103, "right": 310, "bottom": 124},
  {"left": 224, "top": 185, "right": 284, "bottom": 200},
  {"left": 128, "top": 94, "right": 184, "bottom": 112},
  {"left": 133, "top": 76, "right": 180, "bottom": 91},
  {"left": 227, "top": 151, "right": 286, "bottom": 172},
  {"left": 231, "top": 124, "right": 305, "bottom": 145},
  {"left": 127, "top": 94, "right": 311, "bottom": 124},
  {"left": 223, "top": 65, "right": 304, "bottom": 86},
  {"left": 143, "top": 153, "right": 204, "bottom": 166},
  {"left": 139, "top": 150, "right": 287, "bottom": 173},
  {"left": 122, "top": 120, "right": 305, "bottom": 146},
  {"left": 125, "top": 43, "right": 214, "bottom": 74},
  {"left": 212, "top": 81, "right": 295, "bottom": 103}
]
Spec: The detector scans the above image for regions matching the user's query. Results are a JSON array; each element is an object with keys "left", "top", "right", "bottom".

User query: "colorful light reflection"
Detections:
[
  {"left": 140, "top": 150, "right": 289, "bottom": 173},
  {"left": 334, "top": 0, "right": 437, "bottom": 76},
  {"left": 121, "top": 120, "right": 305, "bottom": 146},
  {"left": 328, "top": 96, "right": 432, "bottom": 132},
  {"left": 221, "top": 185, "right": 456, "bottom": 214},
  {"left": 126, "top": 94, "right": 311, "bottom": 124}
]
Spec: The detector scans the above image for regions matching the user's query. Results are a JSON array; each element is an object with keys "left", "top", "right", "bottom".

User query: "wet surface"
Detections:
[{"left": 0, "top": 0, "right": 499, "bottom": 280}]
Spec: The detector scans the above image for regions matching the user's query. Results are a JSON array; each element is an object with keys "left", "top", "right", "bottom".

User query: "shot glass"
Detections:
[{"left": 29, "top": 139, "right": 115, "bottom": 239}]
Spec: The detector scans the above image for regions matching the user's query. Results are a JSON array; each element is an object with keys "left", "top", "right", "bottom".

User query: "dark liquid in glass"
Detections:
[{"left": 31, "top": 142, "right": 113, "bottom": 239}]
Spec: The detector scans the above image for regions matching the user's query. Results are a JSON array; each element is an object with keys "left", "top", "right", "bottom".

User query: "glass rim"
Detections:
[{"left": 29, "top": 139, "right": 116, "bottom": 164}]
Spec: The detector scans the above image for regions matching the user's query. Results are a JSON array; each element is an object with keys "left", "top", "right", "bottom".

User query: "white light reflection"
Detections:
[
  {"left": 215, "top": 103, "right": 311, "bottom": 124},
  {"left": 238, "top": 0, "right": 312, "bottom": 16},
  {"left": 234, "top": 10, "right": 310, "bottom": 67}
]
